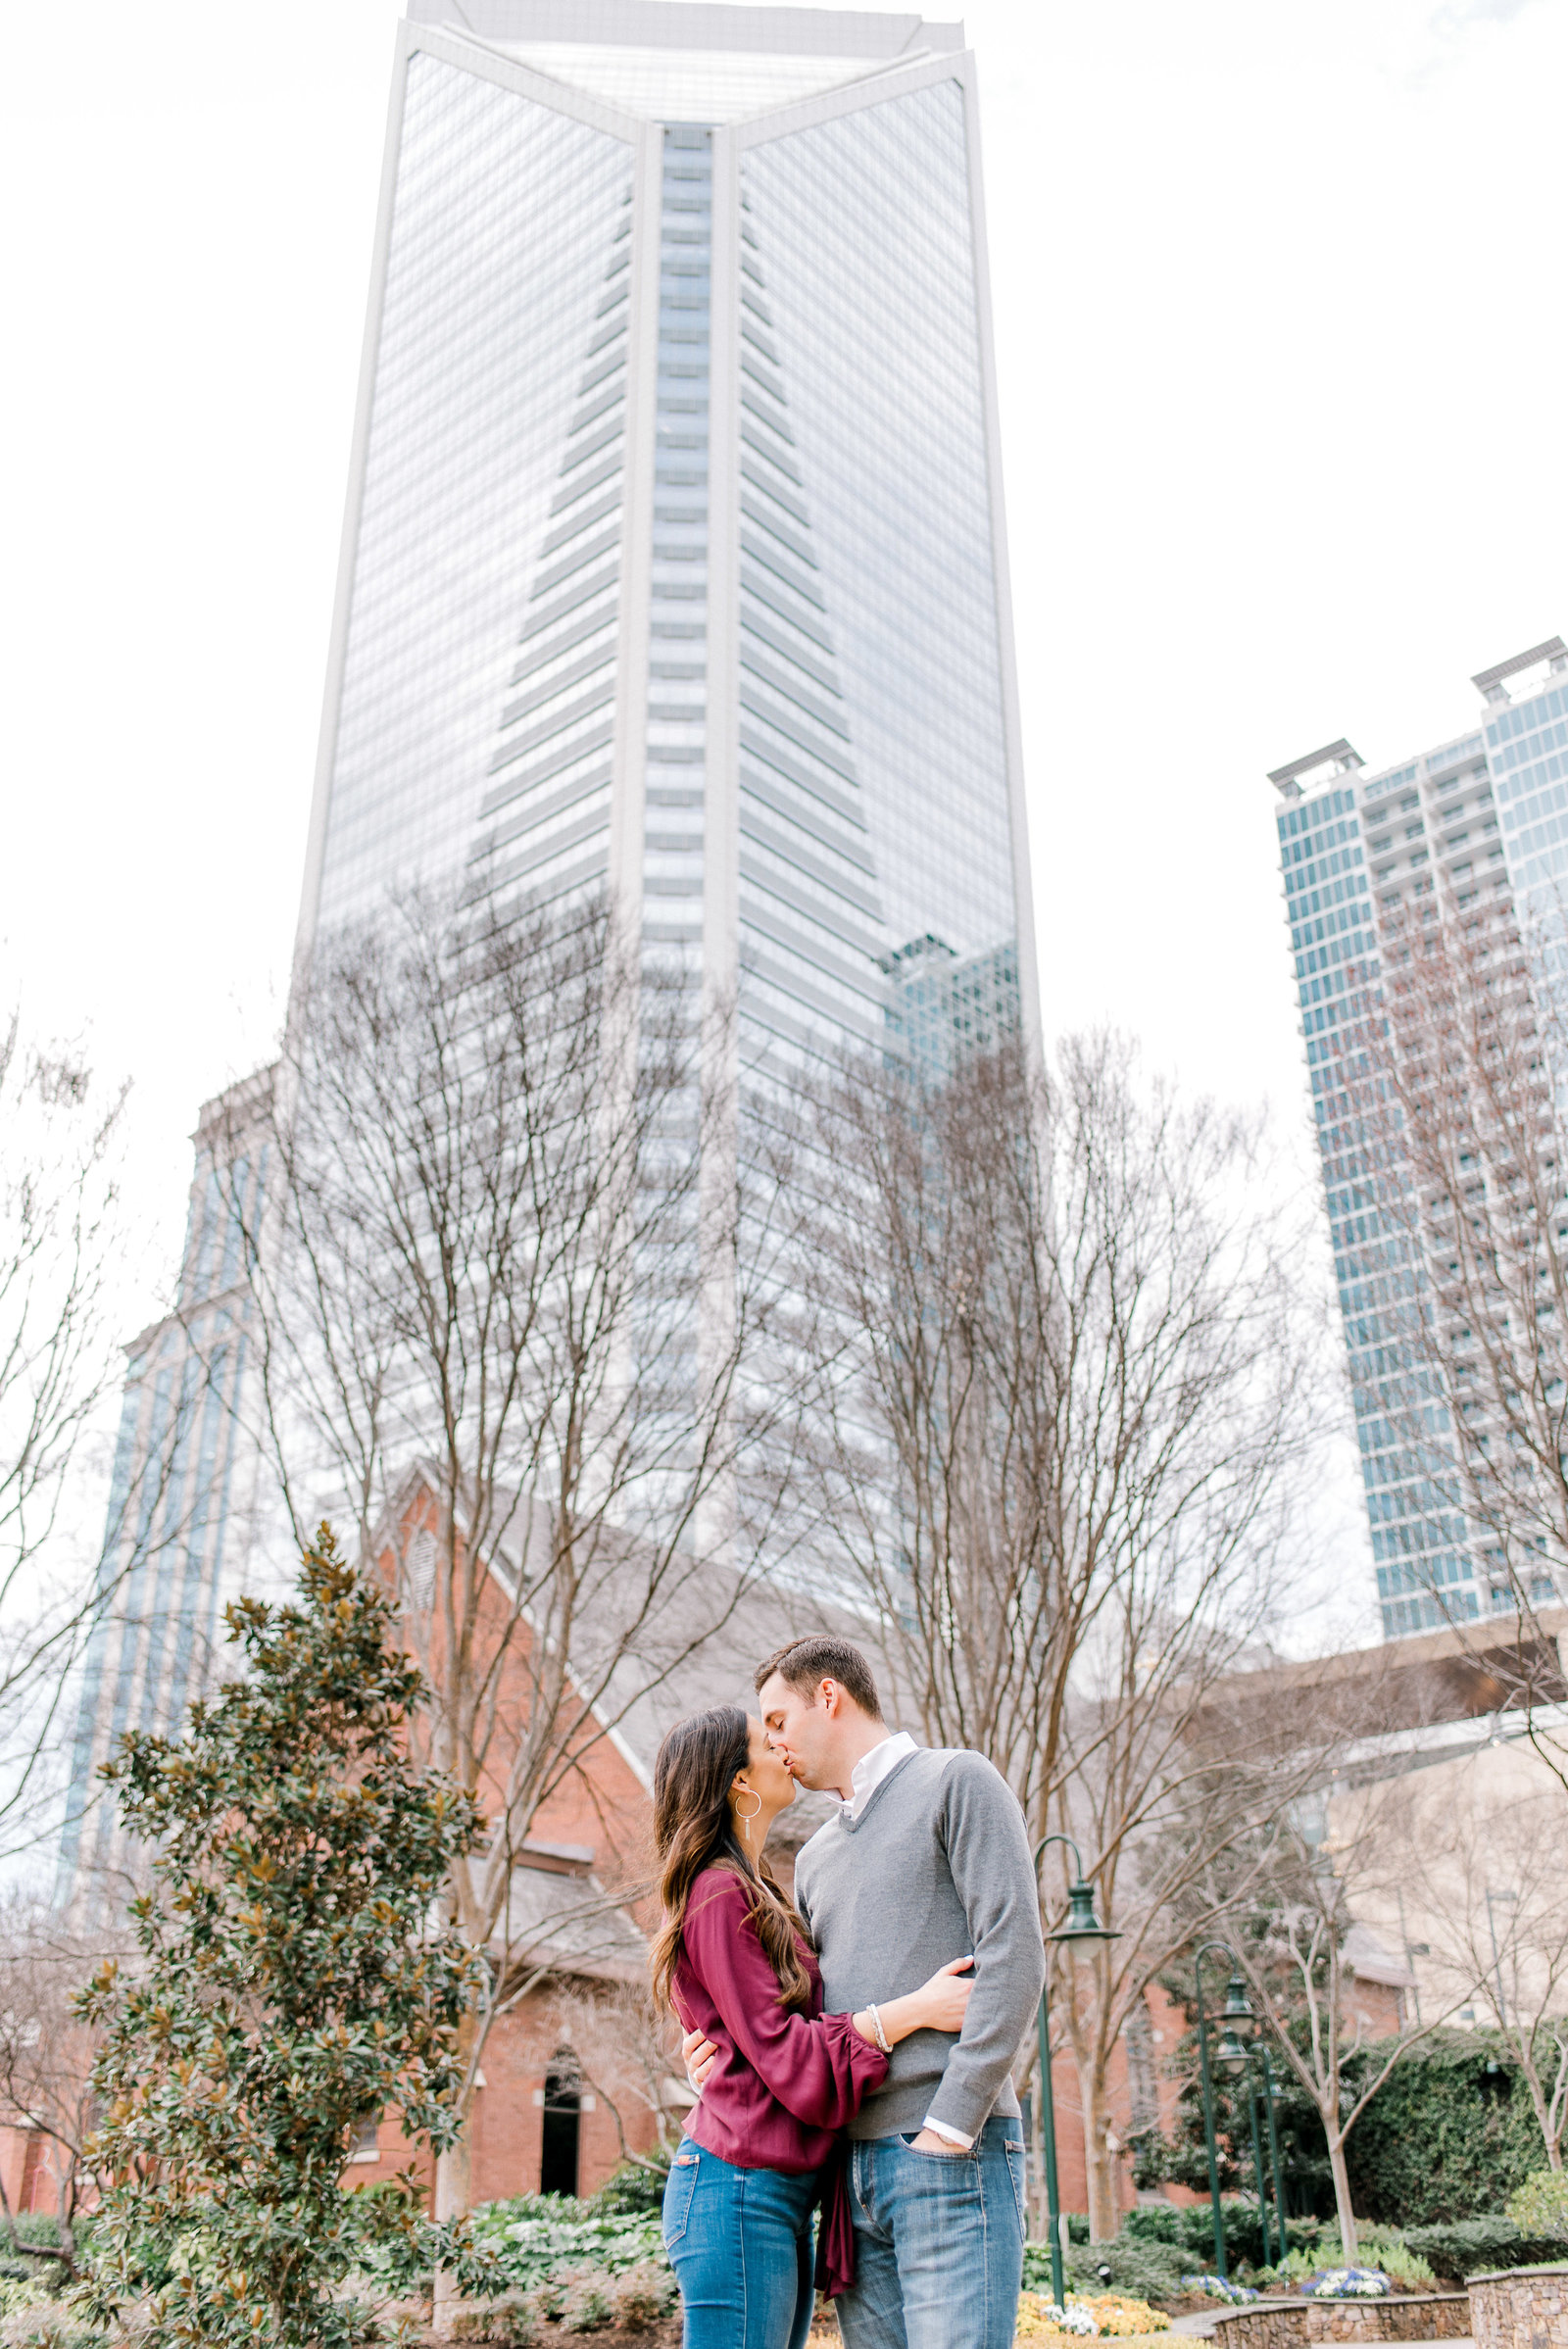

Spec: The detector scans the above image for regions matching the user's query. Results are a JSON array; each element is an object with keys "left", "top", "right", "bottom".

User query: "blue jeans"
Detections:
[
  {"left": 838, "top": 2119, "right": 1027, "bottom": 2349},
  {"left": 662, "top": 2136, "right": 820, "bottom": 2349}
]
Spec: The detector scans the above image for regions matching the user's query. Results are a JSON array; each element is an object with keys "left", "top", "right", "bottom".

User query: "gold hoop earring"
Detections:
[{"left": 734, "top": 1789, "right": 761, "bottom": 1846}]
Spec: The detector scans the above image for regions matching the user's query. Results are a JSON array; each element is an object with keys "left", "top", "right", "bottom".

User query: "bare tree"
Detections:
[
  {"left": 548, "top": 1978, "right": 686, "bottom": 2168},
  {"left": 1392, "top": 1750, "right": 1568, "bottom": 2170},
  {"left": 231, "top": 888, "right": 798, "bottom": 2316},
  {"left": 788, "top": 1029, "right": 1326, "bottom": 2233},
  {"left": 1046, "top": 1601, "right": 1360, "bottom": 2236},
  {"left": 0, "top": 1892, "right": 129, "bottom": 2269},
  {"left": 1233, "top": 1786, "right": 1480, "bottom": 2262},
  {"left": 0, "top": 1015, "right": 139, "bottom": 1855},
  {"left": 1356, "top": 890, "right": 1568, "bottom": 1775}
]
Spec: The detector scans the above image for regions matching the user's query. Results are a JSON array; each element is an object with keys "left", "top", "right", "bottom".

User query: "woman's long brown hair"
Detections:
[{"left": 649, "top": 1703, "right": 813, "bottom": 2018}]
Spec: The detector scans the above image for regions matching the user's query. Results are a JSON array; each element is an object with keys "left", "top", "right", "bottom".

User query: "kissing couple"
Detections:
[{"left": 650, "top": 1635, "right": 1046, "bottom": 2349}]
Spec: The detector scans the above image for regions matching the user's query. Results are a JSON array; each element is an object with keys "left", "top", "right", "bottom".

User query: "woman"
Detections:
[{"left": 650, "top": 1704, "right": 973, "bottom": 2349}]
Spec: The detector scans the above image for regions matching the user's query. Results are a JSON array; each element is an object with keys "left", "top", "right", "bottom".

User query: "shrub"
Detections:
[
  {"left": 1124, "top": 2201, "right": 1319, "bottom": 2273},
  {"left": 1061, "top": 2238, "right": 1188, "bottom": 2306},
  {"left": 589, "top": 2152, "right": 673, "bottom": 2219},
  {"left": 446, "top": 2296, "right": 538, "bottom": 2346},
  {"left": 1344, "top": 2032, "right": 1547, "bottom": 2227},
  {"left": 1403, "top": 2218, "right": 1568, "bottom": 2280},
  {"left": 606, "top": 2263, "right": 676, "bottom": 2327},
  {"left": 1506, "top": 2176, "right": 1568, "bottom": 2239}
]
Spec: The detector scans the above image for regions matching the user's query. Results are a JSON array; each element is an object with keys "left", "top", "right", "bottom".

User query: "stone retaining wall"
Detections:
[
  {"left": 1468, "top": 2265, "right": 1568, "bottom": 2349},
  {"left": 1210, "top": 2294, "right": 1472, "bottom": 2349}
]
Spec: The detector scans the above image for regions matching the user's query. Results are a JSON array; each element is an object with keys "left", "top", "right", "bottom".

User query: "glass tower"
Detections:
[
  {"left": 295, "top": 0, "right": 1037, "bottom": 1079},
  {"left": 62, "top": 3, "right": 1037, "bottom": 1901},
  {"left": 58, "top": 1072, "right": 270, "bottom": 1910},
  {"left": 1271, "top": 636, "right": 1568, "bottom": 1639}
]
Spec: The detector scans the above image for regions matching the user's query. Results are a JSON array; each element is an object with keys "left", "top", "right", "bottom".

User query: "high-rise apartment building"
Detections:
[
  {"left": 1271, "top": 636, "right": 1568, "bottom": 1640},
  {"left": 63, "top": 3, "right": 1037, "bottom": 1887}
]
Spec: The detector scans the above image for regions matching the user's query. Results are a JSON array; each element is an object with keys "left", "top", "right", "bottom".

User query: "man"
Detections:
[{"left": 683, "top": 1635, "right": 1045, "bottom": 2349}]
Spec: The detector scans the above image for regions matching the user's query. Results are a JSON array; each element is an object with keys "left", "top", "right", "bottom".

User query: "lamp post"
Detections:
[
  {"left": 1258, "top": 2041, "right": 1288, "bottom": 2255},
  {"left": 1033, "top": 1835, "right": 1120, "bottom": 2310},
  {"left": 1246, "top": 2078, "right": 1273, "bottom": 2269},
  {"left": 1194, "top": 1942, "right": 1253, "bottom": 2282}
]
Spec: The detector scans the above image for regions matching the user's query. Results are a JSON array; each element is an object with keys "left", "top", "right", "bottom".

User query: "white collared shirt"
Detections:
[
  {"left": 841, "top": 1730, "right": 917, "bottom": 1822},
  {"left": 840, "top": 1731, "right": 975, "bottom": 2150}
]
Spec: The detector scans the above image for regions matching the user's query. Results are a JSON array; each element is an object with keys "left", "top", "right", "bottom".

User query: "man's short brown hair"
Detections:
[{"left": 755, "top": 1636, "right": 883, "bottom": 1721}]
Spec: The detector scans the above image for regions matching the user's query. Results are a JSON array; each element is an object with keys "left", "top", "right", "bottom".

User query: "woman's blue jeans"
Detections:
[{"left": 662, "top": 2136, "right": 820, "bottom": 2349}]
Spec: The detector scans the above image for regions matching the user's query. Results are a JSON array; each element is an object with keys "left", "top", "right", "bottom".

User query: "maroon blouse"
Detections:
[{"left": 671, "top": 1865, "right": 889, "bottom": 2291}]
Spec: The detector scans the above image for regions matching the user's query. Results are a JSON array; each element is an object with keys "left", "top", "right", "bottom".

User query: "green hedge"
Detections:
[
  {"left": 1137, "top": 2020, "right": 1562, "bottom": 2229},
  {"left": 1124, "top": 2201, "right": 1322, "bottom": 2272},
  {"left": 1401, "top": 2218, "right": 1568, "bottom": 2281},
  {"left": 1344, "top": 2031, "right": 1548, "bottom": 2227}
]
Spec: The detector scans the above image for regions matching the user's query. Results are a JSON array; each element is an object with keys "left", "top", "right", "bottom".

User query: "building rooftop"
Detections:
[{"left": 408, "top": 0, "right": 964, "bottom": 120}]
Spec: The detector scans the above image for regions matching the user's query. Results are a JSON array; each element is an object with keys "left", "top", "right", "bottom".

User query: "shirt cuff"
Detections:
[{"left": 920, "top": 2114, "right": 974, "bottom": 2148}]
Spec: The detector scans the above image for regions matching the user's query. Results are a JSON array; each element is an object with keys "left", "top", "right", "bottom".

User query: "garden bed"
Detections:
[
  {"left": 1208, "top": 2294, "right": 1472, "bottom": 2348},
  {"left": 1467, "top": 2264, "right": 1568, "bottom": 2349}
]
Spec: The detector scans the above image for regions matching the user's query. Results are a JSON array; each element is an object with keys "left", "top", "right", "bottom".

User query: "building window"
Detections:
[{"left": 541, "top": 2049, "right": 582, "bottom": 2198}]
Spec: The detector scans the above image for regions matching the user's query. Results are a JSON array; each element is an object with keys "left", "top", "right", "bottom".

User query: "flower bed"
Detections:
[
  {"left": 1298, "top": 2271, "right": 1392, "bottom": 2300},
  {"left": 1015, "top": 2291, "right": 1171, "bottom": 2338}
]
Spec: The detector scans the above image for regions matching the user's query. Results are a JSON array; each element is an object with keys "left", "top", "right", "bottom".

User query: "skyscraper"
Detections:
[
  {"left": 297, "top": 0, "right": 1036, "bottom": 1076},
  {"left": 58, "top": 1070, "right": 272, "bottom": 1904},
  {"left": 1271, "top": 636, "right": 1568, "bottom": 1639},
  {"left": 63, "top": 3, "right": 1038, "bottom": 1888}
]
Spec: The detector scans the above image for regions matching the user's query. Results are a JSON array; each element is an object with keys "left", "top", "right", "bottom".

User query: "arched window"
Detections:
[{"left": 540, "top": 2048, "right": 582, "bottom": 2198}]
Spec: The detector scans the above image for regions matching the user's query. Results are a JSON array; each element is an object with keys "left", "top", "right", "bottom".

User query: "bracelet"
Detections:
[{"left": 865, "top": 2002, "right": 892, "bottom": 2056}]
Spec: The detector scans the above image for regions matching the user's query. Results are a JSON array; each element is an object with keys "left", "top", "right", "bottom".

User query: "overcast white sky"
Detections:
[{"left": 5, "top": 0, "right": 1566, "bottom": 1645}]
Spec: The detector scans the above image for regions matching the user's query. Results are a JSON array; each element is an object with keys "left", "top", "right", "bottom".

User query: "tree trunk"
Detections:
[
  {"left": 1078, "top": 2050, "right": 1122, "bottom": 2242},
  {"left": 431, "top": 2129, "right": 473, "bottom": 2338},
  {"left": 432, "top": 2010, "right": 480, "bottom": 2341},
  {"left": 1518, "top": 2061, "right": 1564, "bottom": 2171},
  {"left": 1326, "top": 2130, "right": 1357, "bottom": 2263}
]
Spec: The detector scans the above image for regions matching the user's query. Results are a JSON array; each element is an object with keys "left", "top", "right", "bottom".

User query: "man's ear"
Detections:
[{"left": 818, "top": 1677, "right": 841, "bottom": 1718}]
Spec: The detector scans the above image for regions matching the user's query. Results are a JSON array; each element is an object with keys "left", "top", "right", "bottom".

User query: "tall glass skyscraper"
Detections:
[
  {"left": 63, "top": 4, "right": 1037, "bottom": 1894},
  {"left": 296, "top": 0, "right": 1037, "bottom": 1073},
  {"left": 1271, "top": 635, "right": 1567, "bottom": 1639}
]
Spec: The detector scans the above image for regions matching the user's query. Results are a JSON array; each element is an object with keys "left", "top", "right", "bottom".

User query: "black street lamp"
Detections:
[
  {"left": 1194, "top": 1942, "right": 1253, "bottom": 2282},
  {"left": 1033, "top": 1835, "right": 1120, "bottom": 2310},
  {"left": 1257, "top": 2040, "right": 1288, "bottom": 2256},
  {"left": 1246, "top": 2076, "right": 1273, "bottom": 2269}
]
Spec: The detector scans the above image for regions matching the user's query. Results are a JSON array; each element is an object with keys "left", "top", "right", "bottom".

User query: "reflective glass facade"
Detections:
[
  {"left": 315, "top": 54, "right": 634, "bottom": 930},
  {"left": 742, "top": 84, "right": 1015, "bottom": 966},
  {"left": 303, "top": 14, "right": 1031, "bottom": 1071},
  {"left": 68, "top": 5, "right": 1038, "bottom": 1910},
  {"left": 1274, "top": 649, "right": 1568, "bottom": 1639},
  {"left": 59, "top": 1088, "right": 264, "bottom": 1909},
  {"left": 643, "top": 124, "right": 711, "bottom": 952}
]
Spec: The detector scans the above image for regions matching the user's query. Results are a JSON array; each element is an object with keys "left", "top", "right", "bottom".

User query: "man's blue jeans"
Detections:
[
  {"left": 838, "top": 2119, "right": 1027, "bottom": 2349},
  {"left": 662, "top": 2136, "right": 820, "bottom": 2349}
]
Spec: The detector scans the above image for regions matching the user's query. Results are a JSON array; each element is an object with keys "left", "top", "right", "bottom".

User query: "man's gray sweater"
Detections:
[{"left": 793, "top": 1745, "right": 1046, "bottom": 2143}]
